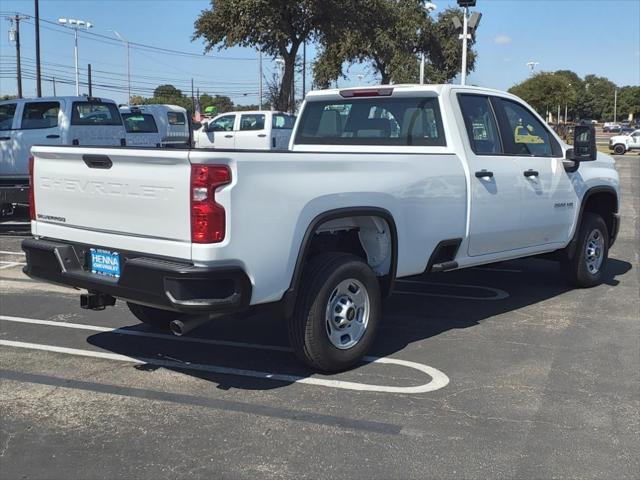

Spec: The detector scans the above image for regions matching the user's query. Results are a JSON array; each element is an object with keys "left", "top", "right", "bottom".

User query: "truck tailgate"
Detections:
[{"left": 31, "top": 146, "right": 192, "bottom": 258}]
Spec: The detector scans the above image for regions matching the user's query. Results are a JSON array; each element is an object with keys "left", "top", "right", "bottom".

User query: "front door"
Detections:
[
  {"left": 0, "top": 102, "right": 20, "bottom": 178},
  {"left": 457, "top": 93, "right": 523, "bottom": 256},
  {"left": 14, "top": 100, "right": 63, "bottom": 170},
  {"left": 208, "top": 114, "right": 236, "bottom": 149},
  {"left": 491, "top": 97, "right": 577, "bottom": 247}
]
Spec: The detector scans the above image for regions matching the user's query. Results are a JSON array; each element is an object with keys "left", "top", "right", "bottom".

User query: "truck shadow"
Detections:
[{"left": 87, "top": 257, "right": 631, "bottom": 392}]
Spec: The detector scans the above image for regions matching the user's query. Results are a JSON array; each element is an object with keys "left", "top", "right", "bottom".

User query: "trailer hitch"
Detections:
[{"left": 80, "top": 291, "right": 116, "bottom": 311}]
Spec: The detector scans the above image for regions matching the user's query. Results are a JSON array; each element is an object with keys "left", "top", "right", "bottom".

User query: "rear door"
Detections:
[
  {"left": 457, "top": 93, "right": 523, "bottom": 256},
  {"left": 32, "top": 147, "right": 192, "bottom": 250},
  {"left": 272, "top": 113, "right": 295, "bottom": 150},
  {"left": 121, "top": 112, "right": 161, "bottom": 147},
  {"left": 235, "top": 113, "right": 268, "bottom": 149},
  {"left": 68, "top": 101, "right": 126, "bottom": 146},
  {"left": 14, "top": 100, "right": 63, "bottom": 171}
]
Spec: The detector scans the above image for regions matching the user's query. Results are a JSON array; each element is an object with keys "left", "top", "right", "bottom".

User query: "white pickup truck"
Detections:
[
  {"left": 23, "top": 85, "right": 620, "bottom": 372},
  {"left": 609, "top": 129, "right": 640, "bottom": 155}
]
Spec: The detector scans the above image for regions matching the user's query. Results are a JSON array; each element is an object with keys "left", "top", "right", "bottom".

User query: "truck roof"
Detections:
[
  {"left": 0, "top": 96, "right": 117, "bottom": 104},
  {"left": 304, "top": 83, "right": 514, "bottom": 101}
]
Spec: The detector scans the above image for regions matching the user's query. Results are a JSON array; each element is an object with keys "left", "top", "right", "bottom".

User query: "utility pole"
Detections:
[
  {"left": 9, "top": 15, "right": 28, "bottom": 98},
  {"left": 52, "top": 77, "right": 56, "bottom": 96},
  {"left": 35, "top": 0, "right": 42, "bottom": 97},
  {"left": 88, "top": 64, "right": 92, "bottom": 96},
  {"left": 191, "top": 78, "right": 195, "bottom": 113}
]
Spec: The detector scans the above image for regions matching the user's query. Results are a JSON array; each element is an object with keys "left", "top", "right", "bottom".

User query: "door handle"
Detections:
[
  {"left": 224, "top": 134, "right": 233, "bottom": 138},
  {"left": 83, "top": 154, "right": 113, "bottom": 169},
  {"left": 475, "top": 170, "right": 494, "bottom": 179},
  {"left": 46, "top": 134, "right": 60, "bottom": 139},
  {"left": 523, "top": 169, "right": 539, "bottom": 177},
  {"left": 257, "top": 133, "right": 266, "bottom": 138},
  {"left": 0, "top": 136, "right": 10, "bottom": 141}
]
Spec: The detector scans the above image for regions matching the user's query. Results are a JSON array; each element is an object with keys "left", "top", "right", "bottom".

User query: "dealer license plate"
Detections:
[{"left": 90, "top": 248, "right": 121, "bottom": 278}]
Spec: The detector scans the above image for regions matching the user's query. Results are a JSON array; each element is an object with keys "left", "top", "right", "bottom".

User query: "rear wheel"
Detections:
[
  {"left": 613, "top": 144, "right": 626, "bottom": 155},
  {"left": 288, "top": 253, "right": 381, "bottom": 372},
  {"left": 563, "top": 213, "right": 609, "bottom": 288},
  {"left": 127, "top": 302, "right": 184, "bottom": 330}
]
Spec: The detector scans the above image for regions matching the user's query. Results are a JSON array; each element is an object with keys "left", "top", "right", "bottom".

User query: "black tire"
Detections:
[
  {"left": 563, "top": 212, "right": 609, "bottom": 288},
  {"left": 288, "top": 252, "right": 381, "bottom": 373},
  {"left": 613, "top": 144, "right": 626, "bottom": 155},
  {"left": 127, "top": 302, "right": 184, "bottom": 330}
]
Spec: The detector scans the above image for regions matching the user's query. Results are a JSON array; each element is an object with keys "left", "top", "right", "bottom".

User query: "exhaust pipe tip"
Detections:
[{"left": 169, "top": 319, "right": 186, "bottom": 336}]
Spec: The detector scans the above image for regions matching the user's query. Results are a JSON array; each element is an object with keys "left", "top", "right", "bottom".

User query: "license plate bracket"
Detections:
[{"left": 89, "top": 248, "right": 121, "bottom": 278}]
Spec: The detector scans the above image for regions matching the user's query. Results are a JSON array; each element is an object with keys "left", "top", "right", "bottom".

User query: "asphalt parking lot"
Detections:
[{"left": 0, "top": 156, "right": 638, "bottom": 479}]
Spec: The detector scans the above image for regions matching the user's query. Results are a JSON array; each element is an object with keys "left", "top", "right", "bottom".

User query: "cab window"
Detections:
[
  {"left": 71, "top": 102, "right": 122, "bottom": 126},
  {"left": 209, "top": 115, "right": 235, "bottom": 132},
  {"left": 295, "top": 97, "right": 445, "bottom": 146},
  {"left": 493, "top": 98, "right": 560, "bottom": 157},
  {"left": 167, "top": 112, "right": 186, "bottom": 125},
  {"left": 240, "top": 114, "right": 266, "bottom": 131},
  {"left": 272, "top": 114, "right": 295, "bottom": 129},
  {"left": 0, "top": 103, "right": 17, "bottom": 130},
  {"left": 21, "top": 102, "right": 60, "bottom": 129},
  {"left": 457, "top": 94, "right": 502, "bottom": 154},
  {"left": 122, "top": 113, "right": 158, "bottom": 133}
]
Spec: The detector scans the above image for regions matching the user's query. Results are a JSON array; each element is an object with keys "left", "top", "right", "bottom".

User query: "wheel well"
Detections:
[
  {"left": 307, "top": 216, "right": 394, "bottom": 279},
  {"left": 582, "top": 191, "right": 617, "bottom": 239}
]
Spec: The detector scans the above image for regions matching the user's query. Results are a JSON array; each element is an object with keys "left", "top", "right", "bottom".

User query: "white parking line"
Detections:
[
  {"left": 471, "top": 267, "right": 523, "bottom": 273},
  {"left": 394, "top": 280, "right": 509, "bottom": 300},
  {"left": 0, "top": 316, "right": 449, "bottom": 394},
  {"left": 0, "top": 261, "right": 26, "bottom": 270},
  {"left": 0, "top": 251, "right": 25, "bottom": 256}
]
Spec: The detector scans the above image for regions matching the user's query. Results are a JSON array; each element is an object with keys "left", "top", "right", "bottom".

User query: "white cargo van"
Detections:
[
  {"left": 0, "top": 96, "right": 125, "bottom": 211},
  {"left": 119, "top": 106, "right": 162, "bottom": 147},
  {"left": 130, "top": 104, "right": 190, "bottom": 147},
  {"left": 194, "top": 110, "right": 295, "bottom": 149}
]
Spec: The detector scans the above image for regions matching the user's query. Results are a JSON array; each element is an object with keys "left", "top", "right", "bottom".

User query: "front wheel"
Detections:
[
  {"left": 288, "top": 253, "right": 381, "bottom": 372},
  {"left": 563, "top": 213, "right": 609, "bottom": 288},
  {"left": 127, "top": 302, "right": 184, "bottom": 330},
  {"left": 613, "top": 144, "right": 626, "bottom": 155}
]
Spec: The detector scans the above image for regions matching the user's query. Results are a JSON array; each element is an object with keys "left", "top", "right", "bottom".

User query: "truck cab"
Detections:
[
  {"left": 194, "top": 110, "right": 295, "bottom": 150},
  {"left": 0, "top": 96, "right": 125, "bottom": 213}
]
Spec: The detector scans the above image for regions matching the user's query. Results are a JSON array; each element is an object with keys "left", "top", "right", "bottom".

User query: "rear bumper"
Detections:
[{"left": 22, "top": 238, "right": 252, "bottom": 314}]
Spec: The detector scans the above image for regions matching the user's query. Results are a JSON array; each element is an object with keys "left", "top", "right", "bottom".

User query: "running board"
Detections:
[{"left": 430, "top": 261, "right": 459, "bottom": 273}]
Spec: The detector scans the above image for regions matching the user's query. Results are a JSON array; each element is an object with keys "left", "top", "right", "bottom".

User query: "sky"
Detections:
[{"left": 0, "top": 0, "right": 639, "bottom": 106}]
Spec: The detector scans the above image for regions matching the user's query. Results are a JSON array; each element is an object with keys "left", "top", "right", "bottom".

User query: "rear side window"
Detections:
[
  {"left": 71, "top": 102, "right": 122, "bottom": 126},
  {"left": 122, "top": 113, "right": 158, "bottom": 133},
  {"left": 167, "top": 112, "right": 186, "bottom": 125},
  {"left": 21, "top": 102, "right": 60, "bottom": 129},
  {"left": 0, "top": 103, "right": 17, "bottom": 130},
  {"left": 240, "top": 114, "right": 266, "bottom": 131},
  {"left": 458, "top": 94, "right": 502, "bottom": 154},
  {"left": 272, "top": 114, "right": 295, "bottom": 129},
  {"left": 493, "top": 98, "right": 561, "bottom": 157},
  {"left": 295, "top": 97, "right": 446, "bottom": 146}
]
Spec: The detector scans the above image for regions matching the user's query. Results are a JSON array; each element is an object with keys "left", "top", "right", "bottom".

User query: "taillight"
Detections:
[
  {"left": 190, "top": 164, "right": 231, "bottom": 243},
  {"left": 339, "top": 88, "right": 394, "bottom": 98},
  {"left": 28, "top": 156, "right": 35, "bottom": 220}
]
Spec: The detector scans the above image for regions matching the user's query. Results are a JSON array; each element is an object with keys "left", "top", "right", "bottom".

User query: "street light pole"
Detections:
[
  {"left": 112, "top": 31, "right": 131, "bottom": 104},
  {"left": 420, "top": 2, "right": 437, "bottom": 85},
  {"left": 258, "top": 48, "right": 263, "bottom": 110},
  {"left": 59, "top": 18, "right": 93, "bottom": 96},
  {"left": 461, "top": 6, "right": 469, "bottom": 85},
  {"left": 613, "top": 89, "right": 617, "bottom": 123}
]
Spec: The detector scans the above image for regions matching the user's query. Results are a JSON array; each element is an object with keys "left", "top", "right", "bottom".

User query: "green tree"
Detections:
[
  {"left": 314, "top": 2, "right": 476, "bottom": 86},
  {"left": 616, "top": 85, "right": 639, "bottom": 121},
  {"left": 509, "top": 72, "right": 576, "bottom": 120},
  {"left": 194, "top": 0, "right": 345, "bottom": 112},
  {"left": 153, "top": 84, "right": 182, "bottom": 98},
  {"left": 582, "top": 74, "right": 617, "bottom": 121}
]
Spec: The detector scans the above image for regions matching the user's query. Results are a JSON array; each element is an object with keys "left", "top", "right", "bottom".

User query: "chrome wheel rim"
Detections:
[
  {"left": 325, "top": 278, "right": 370, "bottom": 350},
  {"left": 585, "top": 228, "right": 605, "bottom": 275}
]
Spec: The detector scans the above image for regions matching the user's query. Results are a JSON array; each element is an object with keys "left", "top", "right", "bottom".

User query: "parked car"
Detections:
[
  {"left": 23, "top": 84, "right": 620, "bottom": 372},
  {"left": 119, "top": 106, "right": 162, "bottom": 147},
  {"left": 609, "top": 129, "right": 640, "bottom": 154},
  {"left": 194, "top": 110, "right": 295, "bottom": 150},
  {"left": 603, "top": 123, "right": 621, "bottom": 133},
  {"left": 131, "top": 104, "right": 190, "bottom": 147},
  {"left": 620, "top": 125, "right": 634, "bottom": 135},
  {"left": 0, "top": 96, "right": 125, "bottom": 213}
]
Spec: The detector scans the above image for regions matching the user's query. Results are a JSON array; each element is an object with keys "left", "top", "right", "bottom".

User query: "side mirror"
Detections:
[{"left": 567, "top": 125, "right": 597, "bottom": 162}]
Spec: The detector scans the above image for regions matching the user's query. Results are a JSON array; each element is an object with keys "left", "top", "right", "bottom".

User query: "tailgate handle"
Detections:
[{"left": 83, "top": 154, "right": 113, "bottom": 169}]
